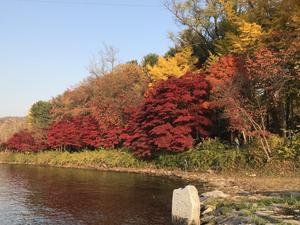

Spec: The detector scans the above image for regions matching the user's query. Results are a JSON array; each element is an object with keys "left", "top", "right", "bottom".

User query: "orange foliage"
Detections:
[
  {"left": 51, "top": 64, "right": 149, "bottom": 128},
  {"left": 205, "top": 55, "right": 240, "bottom": 93}
]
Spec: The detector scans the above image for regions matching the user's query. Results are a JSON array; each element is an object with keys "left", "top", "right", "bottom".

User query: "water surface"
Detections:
[{"left": 0, "top": 164, "right": 206, "bottom": 225}]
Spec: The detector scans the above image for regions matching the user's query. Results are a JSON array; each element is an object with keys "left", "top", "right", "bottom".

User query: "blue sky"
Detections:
[{"left": 0, "top": 0, "right": 180, "bottom": 117}]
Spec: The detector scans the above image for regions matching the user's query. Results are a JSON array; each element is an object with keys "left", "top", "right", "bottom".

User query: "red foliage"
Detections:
[
  {"left": 206, "top": 55, "right": 240, "bottom": 93},
  {"left": 96, "top": 126, "right": 123, "bottom": 149},
  {"left": 206, "top": 49, "right": 293, "bottom": 139},
  {"left": 205, "top": 55, "right": 251, "bottom": 134},
  {"left": 245, "top": 48, "right": 289, "bottom": 92},
  {"left": 4, "top": 130, "right": 47, "bottom": 152},
  {"left": 122, "top": 72, "right": 211, "bottom": 157},
  {"left": 47, "top": 115, "right": 122, "bottom": 150}
]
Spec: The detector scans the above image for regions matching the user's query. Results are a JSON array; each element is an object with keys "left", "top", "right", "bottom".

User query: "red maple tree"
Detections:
[
  {"left": 4, "top": 129, "right": 47, "bottom": 152},
  {"left": 122, "top": 72, "right": 211, "bottom": 157},
  {"left": 47, "top": 115, "right": 122, "bottom": 150}
]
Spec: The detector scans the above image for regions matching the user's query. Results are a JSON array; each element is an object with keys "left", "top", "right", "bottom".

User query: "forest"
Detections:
[{"left": 1, "top": 0, "right": 299, "bottom": 169}]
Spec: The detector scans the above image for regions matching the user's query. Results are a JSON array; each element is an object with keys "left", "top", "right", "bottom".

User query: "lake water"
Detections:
[{"left": 0, "top": 164, "right": 206, "bottom": 225}]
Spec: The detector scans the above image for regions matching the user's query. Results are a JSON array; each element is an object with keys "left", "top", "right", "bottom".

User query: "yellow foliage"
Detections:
[
  {"left": 147, "top": 47, "right": 197, "bottom": 82},
  {"left": 204, "top": 51, "right": 220, "bottom": 69},
  {"left": 227, "top": 20, "right": 264, "bottom": 53},
  {"left": 216, "top": 0, "right": 264, "bottom": 54}
]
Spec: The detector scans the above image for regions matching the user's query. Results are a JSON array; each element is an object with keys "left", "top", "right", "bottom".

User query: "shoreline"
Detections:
[{"left": 1, "top": 160, "right": 300, "bottom": 194}]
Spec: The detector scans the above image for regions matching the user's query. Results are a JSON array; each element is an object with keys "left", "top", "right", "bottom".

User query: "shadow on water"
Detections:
[{"left": 0, "top": 164, "right": 209, "bottom": 225}]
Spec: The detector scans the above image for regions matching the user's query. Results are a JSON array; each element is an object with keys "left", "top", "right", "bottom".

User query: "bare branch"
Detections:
[{"left": 88, "top": 43, "right": 119, "bottom": 77}]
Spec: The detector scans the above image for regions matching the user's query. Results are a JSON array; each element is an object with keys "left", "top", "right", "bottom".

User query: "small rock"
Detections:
[
  {"left": 202, "top": 206, "right": 215, "bottom": 215},
  {"left": 218, "top": 215, "right": 252, "bottom": 225},
  {"left": 283, "top": 220, "right": 300, "bottom": 225},
  {"left": 286, "top": 192, "right": 300, "bottom": 198},
  {"left": 256, "top": 210, "right": 274, "bottom": 216},
  {"left": 238, "top": 191, "right": 251, "bottom": 196},
  {"left": 206, "top": 169, "right": 214, "bottom": 174},
  {"left": 200, "top": 190, "right": 229, "bottom": 200},
  {"left": 249, "top": 173, "right": 257, "bottom": 177},
  {"left": 269, "top": 192, "right": 281, "bottom": 197}
]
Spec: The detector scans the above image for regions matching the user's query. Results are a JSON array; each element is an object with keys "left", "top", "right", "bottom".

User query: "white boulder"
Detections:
[{"left": 172, "top": 185, "right": 200, "bottom": 225}]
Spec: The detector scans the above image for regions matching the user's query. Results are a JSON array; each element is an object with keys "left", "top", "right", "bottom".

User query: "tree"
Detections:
[
  {"left": 47, "top": 115, "right": 122, "bottom": 150},
  {"left": 88, "top": 43, "right": 119, "bottom": 76},
  {"left": 215, "top": 0, "right": 264, "bottom": 54},
  {"left": 28, "top": 100, "right": 53, "bottom": 129},
  {"left": 147, "top": 47, "right": 198, "bottom": 83},
  {"left": 51, "top": 81, "right": 93, "bottom": 120},
  {"left": 164, "top": 0, "right": 224, "bottom": 63},
  {"left": 0, "top": 117, "right": 28, "bottom": 143},
  {"left": 88, "top": 64, "right": 149, "bottom": 128},
  {"left": 244, "top": 48, "right": 294, "bottom": 137},
  {"left": 4, "top": 129, "right": 47, "bottom": 152},
  {"left": 122, "top": 72, "right": 211, "bottom": 157},
  {"left": 206, "top": 54, "right": 273, "bottom": 159},
  {"left": 206, "top": 48, "right": 294, "bottom": 160},
  {"left": 47, "top": 115, "right": 98, "bottom": 150},
  {"left": 141, "top": 53, "right": 159, "bottom": 68},
  {"left": 246, "top": 0, "right": 300, "bottom": 32},
  {"left": 51, "top": 63, "right": 149, "bottom": 141}
]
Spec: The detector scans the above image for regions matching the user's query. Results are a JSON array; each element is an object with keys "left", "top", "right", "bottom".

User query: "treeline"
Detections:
[
  {"left": 1, "top": 0, "right": 299, "bottom": 161},
  {"left": 0, "top": 117, "right": 27, "bottom": 143}
]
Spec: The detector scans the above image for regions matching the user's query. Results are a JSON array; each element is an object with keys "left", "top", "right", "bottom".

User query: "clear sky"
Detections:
[{"left": 0, "top": 0, "right": 180, "bottom": 117}]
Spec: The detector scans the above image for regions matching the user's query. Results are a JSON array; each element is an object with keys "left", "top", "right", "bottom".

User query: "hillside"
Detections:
[{"left": 0, "top": 117, "right": 27, "bottom": 143}]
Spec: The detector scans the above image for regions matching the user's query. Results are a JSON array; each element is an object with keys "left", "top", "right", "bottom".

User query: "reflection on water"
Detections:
[{"left": 0, "top": 164, "right": 206, "bottom": 225}]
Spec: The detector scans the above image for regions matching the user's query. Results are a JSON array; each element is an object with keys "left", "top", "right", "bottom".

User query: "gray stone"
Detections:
[
  {"left": 172, "top": 185, "right": 201, "bottom": 225},
  {"left": 217, "top": 215, "right": 252, "bottom": 225},
  {"left": 200, "top": 190, "right": 229, "bottom": 200},
  {"left": 283, "top": 220, "right": 300, "bottom": 225},
  {"left": 200, "top": 215, "right": 215, "bottom": 225},
  {"left": 286, "top": 192, "right": 300, "bottom": 198}
]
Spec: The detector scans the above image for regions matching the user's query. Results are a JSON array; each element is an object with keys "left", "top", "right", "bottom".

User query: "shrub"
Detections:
[
  {"left": 47, "top": 115, "right": 122, "bottom": 150},
  {"left": 122, "top": 72, "right": 211, "bottom": 157},
  {"left": 156, "top": 139, "right": 245, "bottom": 171},
  {"left": 243, "top": 138, "right": 269, "bottom": 167},
  {"left": 276, "top": 132, "right": 300, "bottom": 161},
  {"left": 4, "top": 129, "right": 47, "bottom": 152},
  {"left": 48, "top": 116, "right": 88, "bottom": 150}
]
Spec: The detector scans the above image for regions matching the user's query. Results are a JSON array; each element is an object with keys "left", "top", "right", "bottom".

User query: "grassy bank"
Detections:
[
  {"left": 1, "top": 137, "right": 299, "bottom": 176},
  {"left": 0, "top": 150, "right": 149, "bottom": 169},
  {"left": 0, "top": 145, "right": 299, "bottom": 175}
]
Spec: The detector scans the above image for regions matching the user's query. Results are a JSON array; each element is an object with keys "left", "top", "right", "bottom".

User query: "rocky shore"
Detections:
[{"left": 199, "top": 189, "right": 300, "bottom": 225}]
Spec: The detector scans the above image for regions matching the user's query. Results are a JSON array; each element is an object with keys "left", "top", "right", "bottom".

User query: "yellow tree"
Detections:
[
  {"left": 147, "top": 47, "right": 198, "bottom": 83},
  {"left": 216, "top": 0, "right": 264, "bottom": 54}
]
